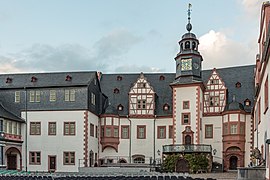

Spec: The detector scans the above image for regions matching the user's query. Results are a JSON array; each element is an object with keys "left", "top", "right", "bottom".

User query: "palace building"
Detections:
[{"left": 0, "top": 2, "right": 268, "bottom": 179}]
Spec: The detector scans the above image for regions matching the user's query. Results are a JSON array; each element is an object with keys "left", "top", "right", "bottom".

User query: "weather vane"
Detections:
[{"left": 186, "top": 3, "right": 192, "bottom": 32}]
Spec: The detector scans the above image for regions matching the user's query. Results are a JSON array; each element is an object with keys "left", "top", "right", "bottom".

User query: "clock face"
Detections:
[
  {"left": 181, "top": 58, "right": 192, "bottom": 71},
  {"left": 193, "top": 62, "right": 199, "bottom": 69}
]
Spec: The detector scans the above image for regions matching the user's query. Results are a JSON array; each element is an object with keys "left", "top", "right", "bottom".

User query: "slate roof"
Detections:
[
  {"left": 100, "top": 65, "right": 255, "bottom": 116},
  {"left": 0, "top": 102, "right": 24, "bottom": 122},
  {"left": 0, "top": 71, "right": 96, "bottom": 89},
  {"left": 100, "top": 73, "right": 175, "bottom": 116},
  {"left": 202, "top": 65, "right": 255, "bottom": 112}
]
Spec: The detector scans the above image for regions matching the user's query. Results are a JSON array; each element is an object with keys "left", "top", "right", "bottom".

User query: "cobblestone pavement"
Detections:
[{"left": 190, "top": 172, "right": 237, "bottom": 180}]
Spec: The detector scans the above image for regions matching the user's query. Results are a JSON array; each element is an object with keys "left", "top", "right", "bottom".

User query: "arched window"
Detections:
[
  {"left": 185, "top": 41, "right": 190, "bottom": 49},
  {"left": 192, "top": 42, "right": 196, "bottom": 50}
]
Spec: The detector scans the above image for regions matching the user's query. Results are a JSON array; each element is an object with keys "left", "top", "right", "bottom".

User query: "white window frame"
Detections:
[
  {"left": 15, "top": 91, "right": 20, "bottom": 103},
  {"left": 50, "top": 90, "right": 56, "bottom": 102}
]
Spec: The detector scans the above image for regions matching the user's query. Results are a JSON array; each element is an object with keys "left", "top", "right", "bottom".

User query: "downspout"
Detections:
[
  {"left": 24, "top": 87, "right": 28, "bottom": 172},
  {"left": 153, "top": 115, "right": 156, "bottom": 165},
  {"left": 126, "top": 115, "right": 131, "bottom": 163}
]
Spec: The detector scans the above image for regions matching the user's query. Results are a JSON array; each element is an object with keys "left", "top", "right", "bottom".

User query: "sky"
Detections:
[{"left": 0, "top": 0, "right": 264, "bottom": 74}]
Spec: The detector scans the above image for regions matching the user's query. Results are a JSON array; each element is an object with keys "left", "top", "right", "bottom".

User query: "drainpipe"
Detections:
[
  {"left": 24, "top": 87, "right": 28, "bottom": 172},
  {"left": 153, "top": 115, "right": 156, "bottom": 165},
  {"left": 126, "top": 115, "right": 131, "bottom": 163}
]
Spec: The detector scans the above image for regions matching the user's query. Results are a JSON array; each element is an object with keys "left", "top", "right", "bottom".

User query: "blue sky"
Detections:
[{"left": 0, "top": 0, "right": 263, "bottom": 73}]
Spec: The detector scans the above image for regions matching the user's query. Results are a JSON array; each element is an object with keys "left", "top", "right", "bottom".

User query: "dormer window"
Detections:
[
  {"left": 244, "top": 99, "right": 251, "bottom": 106},
  {"left": 117, "top": 76, "right": 122, "bottom": 81},
  {"left": 163, "top": 104, "right": 170, "bottom": 111},
  {"left": 114, "top": 88, "right": 119, "bottom": 94},
  {"left": 31, "top": 76, "right": 37, "bottom": 82},
  {"left": 66, "top": 75, "right": 72, "bottom": 81},
  {"left": 117, "top": 104, "right": 123, "bottom": 111},
  {"left": 236, "top": 82, "right": 241, "bottom": 88},
  {"left": 159, "top": 75, "right": 165, "bottom": 81},
  {"left": 210, "top": 79, "right": 219, "bottom": 84},
  {"left": 6, "top": 77, "right": 12, "bottom": 83}
]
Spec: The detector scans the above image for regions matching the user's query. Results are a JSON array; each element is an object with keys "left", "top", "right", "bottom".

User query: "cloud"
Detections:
[
  {"left": 94, "top": 29, "right": 142, "bottom": 60},
  {"left": 0, "top": 56, "right": 21, "bottom": 73},
  {"left": 240, "top": 0, "right": 262, "bottom": 18},
  {"left": 199, "top": 30, "right": 257, "bottom": 70},
  {"left": 114, "top": 65, "right": 163, "bottom": 73},
  {"left": 0, "top": 29, "right": 142, "bottom": 73}
]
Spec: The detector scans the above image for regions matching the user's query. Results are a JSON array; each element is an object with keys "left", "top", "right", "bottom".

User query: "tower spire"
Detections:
[{"left": 186, "top": 3, "right": 192, "bottom": 32}]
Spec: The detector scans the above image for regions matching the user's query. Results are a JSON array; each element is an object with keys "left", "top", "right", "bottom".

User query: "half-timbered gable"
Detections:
[
  {"left": 203, "top": 68, "right": 227, "bottom": 115},
  {"left": 129, "top": 73, "right": 155, "bottom": 117}
]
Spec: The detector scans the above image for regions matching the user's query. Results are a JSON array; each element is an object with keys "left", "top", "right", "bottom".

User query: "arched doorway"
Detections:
[
  {"left": 5, "top": 147, "right": 21, "bottom": 170},
  {"left": 229, "top": 156, "right": 238, "bottom": 170},
  {"left": 184, "top": 135, "right": 191, "bottom": 145}
]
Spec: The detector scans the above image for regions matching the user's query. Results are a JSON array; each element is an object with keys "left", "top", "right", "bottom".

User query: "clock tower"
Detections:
[{"left": 174, "top": 4, "right": 203, "bottom": 83}]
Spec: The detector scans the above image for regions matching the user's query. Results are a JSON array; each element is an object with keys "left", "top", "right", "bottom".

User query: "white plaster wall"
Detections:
[
  {"left": 174, "top": 87, "right": 197, "bottom": 144},
  {"left": 99, "top": 117, "right": 173, "bottom": 164},
  {"left": 88, "top": 111, "right": 99, "bottom": 166},
  {"left": 202, "top": 116, "right": 223, "bottom": 164},
  {"left": 244, "top": 114, "right": 252, "bottom": 167},
  {"left": 21, "top": 111, "right": 86, "bottom": 172}
]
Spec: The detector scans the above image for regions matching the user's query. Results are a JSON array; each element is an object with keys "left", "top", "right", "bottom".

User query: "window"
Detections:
[
  {"left": 106, "top": 127, "right": 111, "bottom": 137},
  {"left": 91, "top": 93, "right": 96, "bottom": 105},
  {"left": 205, "top": 124, "right": 213, "bottom": 138},
  {"left": 64, "top": 122, "right": 75, "bottom": 135},
  {"left": 30, "top": 122, "right": 41, "bottom": 135},
  {"left": 118, "top": 104, "right": 123, "bottom": 111},
  {"left": 159, "top": 75, "right": 165, "bottom": 81},
  {"left": 265, "top": 76, "right": 268, "bottom": 112},
  {"left": 95, "top": 126, "right": 98, "bottom": 138},
  {"left": 133, "top": 157, "right": 145, "bottom": 164},
  {"left": 223, "top": 123, "right": 228, "bottom": 135},
  {"left": 116, "top": 76, "right": 122, "bottom": 81},
  {"left": 65, "top": 89, "right": 75, "bottom": 102},
  {"left": 169, "top": 125, "right": 173, "bottom": 139},
  {"left": 8, "top": 121, "right": 12, "bottom": 134},
  {"left": 50, "top": 90, "right": 56, "bottom": 102},
  {"left": 209, "top": 96, "right": 219, "bottom": 106},
  {"left": 6, "top": 77, "right": 12, "bottom": 83},
  {"left": 90, "top": 123, "right": 94, "bottom": 137},
  {"left": 29, "top": 91, "right": 41, "bottom": 102},
  {"left": 183, "top": 101, "right": 190, "bottom": 109},
  {"left": 121, "top": 126, "right": 129, "bottom": 139},
  {"left": 100, "top": 127, "right": 104, "bottom": 137},
  {"left": 48, "top": 122, "right": 56, "bottom": 135},
  {"left": 114, "top": 128, "right": 119, "bottom": 137},
  {"left": 163, "top": 104, "right": 170, "bottom": 111},
  {"left": 137, "top": 125, "right": 146, "bottom": 139},
  {"left": 235, "top": 82, "right": 241, "bottom": 88},
  {"left": 230, "top": 124, "right": 237, "bottom": 134},
  {"left": 29, "top": 152, "right": 41, "bottom": 165},
  {"left": 181, "top": 113, "right": 190, "bottom": 125},
  {"left": 137, "top": 100, "right": 146, "bottom": 109},
  {"left": 137, "top": 83, "right": 146, "bottom": 88},
  {"left": 15, "top": 91, "right": 20, "bottom": 103},
  {"left": 210, "top": 79, "right": 219, "bottom": 84},
  {"left": 157, "top": 126, "right": 166, "bottom": 139},
  {"left": 13, "top": 122, "right": 17, "bottom": 135},
  {"left": 65, "top": 75, "right": 72, "bottom": 81},
  {"left": 63, "top": 152, "right": 75, "bottom": 165},
  {"left": 114, "top": 88, "right": 119, "bottom": 94},
  {"left": 30, "top": 91, "right": 41, "bottom": 102}
]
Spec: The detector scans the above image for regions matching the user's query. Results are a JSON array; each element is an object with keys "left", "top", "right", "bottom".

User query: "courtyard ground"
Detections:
[{"left": 190, "top": 172, "right": 237, "bottom": 180}]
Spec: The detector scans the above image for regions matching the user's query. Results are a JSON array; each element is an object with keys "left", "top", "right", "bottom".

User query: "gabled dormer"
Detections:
[{"left": 129, "top": 73, "right": 155, "bottom": 117}]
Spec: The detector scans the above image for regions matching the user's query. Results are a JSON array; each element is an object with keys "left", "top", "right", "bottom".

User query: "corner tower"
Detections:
[{"left": 174, "top": 4, "right": 203, "bottom": 83}]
